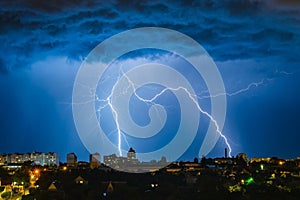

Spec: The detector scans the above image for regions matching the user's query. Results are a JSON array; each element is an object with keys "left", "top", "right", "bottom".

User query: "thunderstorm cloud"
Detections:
[
  {"left": 0, "top": 0, "right": 299, "bottom": 73},
  {"left": 1, "top": 0, "right": 300, "bottom": 160}
]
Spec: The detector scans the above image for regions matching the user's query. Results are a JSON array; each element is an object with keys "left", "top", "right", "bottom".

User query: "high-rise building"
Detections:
[
  {"left": 160, "top": 156, "right": 167, "bottom": 164},
  {"left": 127, "top": 147, "right": 138, "bottom": 165},
  {"left": 90, "top": 152, "right": 101, "bottom": 169},
  {"left": 225, "top": 148, "right": 228, "bottom": 158},
  {"left": 104, "top": 154, "right": 117, "bottom": 167},
  {"left": 9, "top": 153, "right": 23, "bottom": 163},
  {"left": 127, "top": 147, "right": 136, "bottom": 160},
  {"left": 22, "top": 153, "right": 31, "bottom": 162},
  {"left": 44, "top": 152, "right": 59, "bottom": 166},
  {"left": 67, "top": 153, "right": 77, "bottom": 167},
  {"left": 31, "top": 152, "right": 44, "bottom": 165}
]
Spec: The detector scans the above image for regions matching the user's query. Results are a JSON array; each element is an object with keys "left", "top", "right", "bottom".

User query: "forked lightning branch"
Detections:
[
  {"left": 95, "top": 69, "right": 233, "bottom": 157},
  {"left": 72, "top": 27, "right": 264, "bottom": 172}
]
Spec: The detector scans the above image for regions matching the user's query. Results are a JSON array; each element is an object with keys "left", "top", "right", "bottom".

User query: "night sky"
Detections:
[{"left": 1, "top": 0, "right": 300, "bottom": 162}]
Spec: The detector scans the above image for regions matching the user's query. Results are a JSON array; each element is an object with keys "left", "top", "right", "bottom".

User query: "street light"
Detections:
[{"left": 260, "top": 164, "right": 264, "bottom": 170}]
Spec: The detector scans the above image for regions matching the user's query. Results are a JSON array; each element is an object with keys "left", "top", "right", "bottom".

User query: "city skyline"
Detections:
[
  {"left": 1, "top": 1, "right": 300, "bottom": 162},
  {"left": 1, "top": 148, "right": 300, "bottom": 199},
  {"left": 1, "top": 148, "right": 299, "bottom": 164}
]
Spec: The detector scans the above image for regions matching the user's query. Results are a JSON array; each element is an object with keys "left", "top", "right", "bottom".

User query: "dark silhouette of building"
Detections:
[
  {"left": 90, "top": 152, "right": 101, "bottom": 169},
  {"left": 66, "top": 153, "right": 77, "bottom": 167}
]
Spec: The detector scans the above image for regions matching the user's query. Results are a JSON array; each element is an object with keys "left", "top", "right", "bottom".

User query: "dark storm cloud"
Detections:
[{"left": 0, "top": 0, "right": 299, "bottom": 73}]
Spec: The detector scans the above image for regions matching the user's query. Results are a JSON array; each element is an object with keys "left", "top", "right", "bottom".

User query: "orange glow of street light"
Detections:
[{"left": 279, "top": 161, "right": 284, "bottom": 165}]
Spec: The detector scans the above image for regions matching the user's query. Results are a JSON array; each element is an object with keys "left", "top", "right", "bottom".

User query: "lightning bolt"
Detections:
[
  {"left": 95, "top": 72, "right": 127, "bottom": 157},
  {"left": 95, "top": 67, "right": 268, "bottom": 159},
  {"left": 72, "top": 69, "right": 268, "bottom": 159},
  {"left": 199, "top": 79, "right": 265, "bottom": 99},
  {"left": 122, "top": 72, "right": 232, "bottom": 157}
]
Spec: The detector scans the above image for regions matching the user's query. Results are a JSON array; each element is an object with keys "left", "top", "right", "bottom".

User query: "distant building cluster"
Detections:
[
  {"left": 63, "top": 148, "right": 168, "bottom": 172},
  {"left": 1, "top": 149, "right": 300, "bottom": 200},
  {"left": 66, "top": 152, "right": 101, "bottom": 169},
  {"left": 103, "top": 147, "right": 139, "bottom": 167},
  {"left": 103, "top": 147, "right": 168, "bottom": 172},
  {"left": 0, "top": 152, "right": 59, "bottom": 166}
]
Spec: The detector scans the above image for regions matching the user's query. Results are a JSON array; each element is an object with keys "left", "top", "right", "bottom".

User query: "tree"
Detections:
[
  {"left": 0, "top": 167, "right": 9, "bottom": 179},
  {"left": 1, "top": 191, "right": 11, "bottom": 199},
  {"left": 12, "top": 169, "right": 30, "bottom": 187},
  {"left": 11, "top": 162, "right": 32, "bottom": 188}
]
